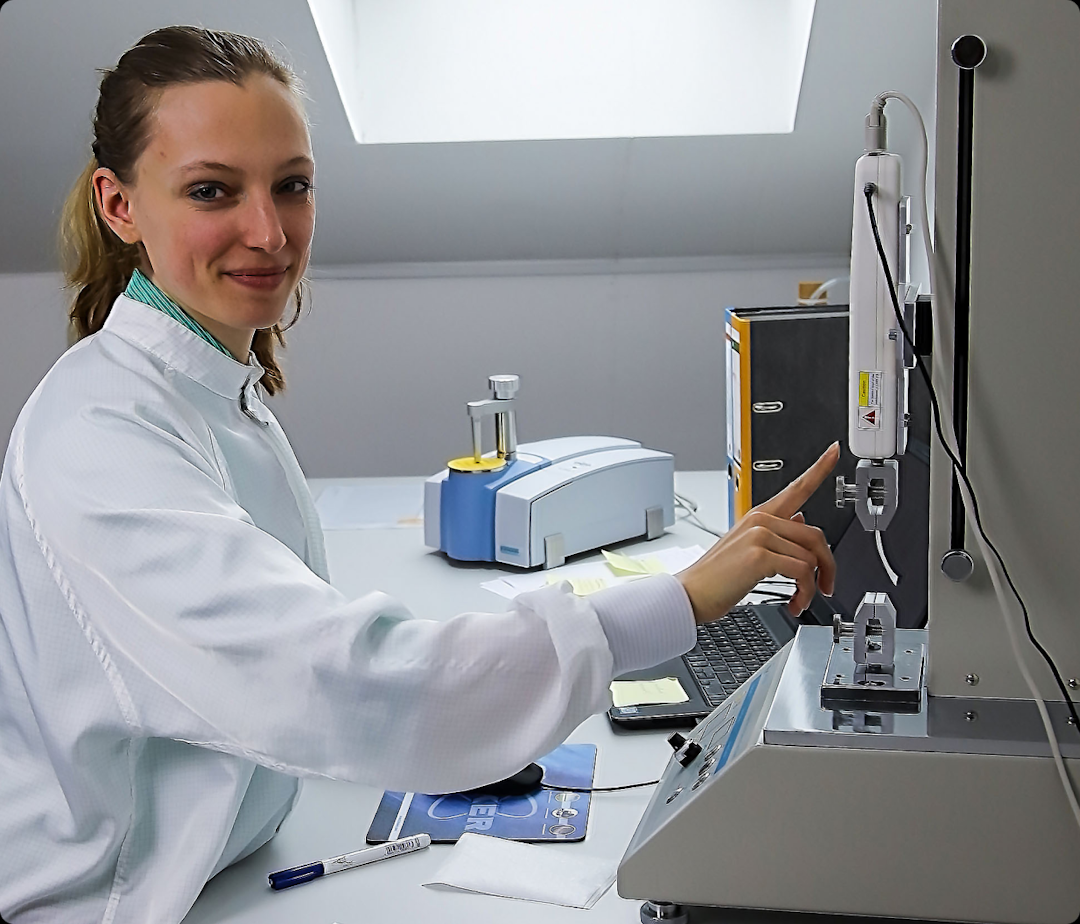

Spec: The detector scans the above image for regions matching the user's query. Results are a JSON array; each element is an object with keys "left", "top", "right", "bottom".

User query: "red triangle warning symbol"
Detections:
[{"left": 859, "top": 408, "right": 878, "bottom": 428}]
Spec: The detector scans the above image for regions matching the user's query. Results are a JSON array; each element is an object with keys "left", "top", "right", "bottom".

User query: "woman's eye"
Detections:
[
  {"left": 190, "top": 185, "right": 225, "bottom": 202},
  {"left": 280, "top": 179, "right": 313, "bottom": 196}
]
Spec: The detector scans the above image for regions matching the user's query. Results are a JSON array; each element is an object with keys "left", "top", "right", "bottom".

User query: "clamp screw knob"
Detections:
[
  {"left": 835, "top": 476, "right": 858, "bottom": 509},
  {"left": 832, "top": 614, "right": 855, "bottom": 643},
  {"left": 489, "top": 374, "right": 520, "bottom": 399}
]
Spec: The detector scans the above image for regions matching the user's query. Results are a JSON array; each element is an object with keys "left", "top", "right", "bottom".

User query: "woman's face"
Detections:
[{"left": 95, "top": 75, "right": 315, "bottom": 359}]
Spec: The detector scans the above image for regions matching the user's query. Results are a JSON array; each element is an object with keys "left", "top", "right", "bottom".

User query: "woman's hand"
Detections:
[{"left": 678, "top": 443, "right": 840, "bottom": 624}]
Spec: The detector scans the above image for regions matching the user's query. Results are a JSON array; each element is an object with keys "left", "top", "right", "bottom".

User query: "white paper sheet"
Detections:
[
  {"left": 423, "top": 833, "right": 617, "bottom": 909},
  {"left": 480, "top": 545, "right": 707, "bottom": 600}
]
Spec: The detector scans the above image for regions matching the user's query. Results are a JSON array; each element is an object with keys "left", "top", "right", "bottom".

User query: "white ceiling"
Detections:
[{"left": 0, "top": 0, "right": 937, "bottom": 274}]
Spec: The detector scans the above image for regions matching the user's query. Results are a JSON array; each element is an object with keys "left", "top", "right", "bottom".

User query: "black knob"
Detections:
[
  {"left": 667, "top": 732, "right": 687, "bottom": 752},
  {"left": 675, "top": 742, "right": 702, "bottom": 767}
]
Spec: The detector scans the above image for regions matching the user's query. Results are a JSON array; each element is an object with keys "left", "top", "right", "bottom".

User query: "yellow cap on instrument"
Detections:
[{"left": 447, "top": 456, "right": 507, "bottom": 473}]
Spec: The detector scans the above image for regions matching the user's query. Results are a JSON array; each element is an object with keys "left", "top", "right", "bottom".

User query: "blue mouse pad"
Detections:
[{"left": 365, "top": 743, "right": 596, "bottom": 844}]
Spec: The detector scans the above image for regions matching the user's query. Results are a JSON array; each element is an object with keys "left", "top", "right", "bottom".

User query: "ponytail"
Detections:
[
  {"left": 253, "top": 280, "right": 307, "bottom": 397},
  {"left": 59, "top": 158, "right": 141, "bottom": 340}
]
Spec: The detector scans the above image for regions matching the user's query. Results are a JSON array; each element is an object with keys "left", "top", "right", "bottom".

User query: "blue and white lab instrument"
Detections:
[{"left": 424, "top": 375, "right": 674, "bottom": 569}]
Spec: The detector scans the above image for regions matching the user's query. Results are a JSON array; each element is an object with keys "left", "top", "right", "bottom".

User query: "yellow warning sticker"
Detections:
[{"left": 859, "top": 371, "right": 882, "bottom": 408}]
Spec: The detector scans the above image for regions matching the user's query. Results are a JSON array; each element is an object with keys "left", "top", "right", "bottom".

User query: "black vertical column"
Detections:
[{"left": 942, "top": 35, "right": 986, "bottom": 580}]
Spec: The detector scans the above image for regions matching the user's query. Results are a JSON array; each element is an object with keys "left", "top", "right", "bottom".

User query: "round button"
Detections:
[
  {"left": 951, "top": 34, "right": 987, "bottom": 70},
  {"left": 941, "top": 549, "right": 975, "bottom": 582}
]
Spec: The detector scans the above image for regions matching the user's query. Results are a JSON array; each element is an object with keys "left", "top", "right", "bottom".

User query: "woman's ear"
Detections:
[{"left": 92, "top": 168, "right": 140, "bottom": 244}]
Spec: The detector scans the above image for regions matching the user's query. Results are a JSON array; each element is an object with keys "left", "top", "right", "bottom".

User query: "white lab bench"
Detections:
[{"left": 179, "top": 472, "right": 737, "bottom": 924}]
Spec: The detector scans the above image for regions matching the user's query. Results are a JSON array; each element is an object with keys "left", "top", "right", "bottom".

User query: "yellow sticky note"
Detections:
[
  {"left": 601, "top": 549, "right": 667, "bottom": 576},
  {"left": 609, "top": 677, "right": 690, "bottom": 708},
  {"left": 546, "top": 575, "right": 609, "bottom": 595}
]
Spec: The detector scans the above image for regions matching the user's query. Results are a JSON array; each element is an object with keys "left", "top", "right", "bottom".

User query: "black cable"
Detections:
[
  {"left": 542, "top": 780, "right": 659, "bottom": 793},
  {"left": 743, "top": 592, "right": 794, "bottom": 605},
  {"left": 674, "top": 492, "right": 698, "bottom": 513},
  {"left": 863, "top": 183, "right": 1080, "bottom": 732}
]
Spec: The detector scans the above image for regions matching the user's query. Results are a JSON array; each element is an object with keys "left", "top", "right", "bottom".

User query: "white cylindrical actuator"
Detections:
[{"left": 848, "top": 151, "right": 901, "bottom": 460}]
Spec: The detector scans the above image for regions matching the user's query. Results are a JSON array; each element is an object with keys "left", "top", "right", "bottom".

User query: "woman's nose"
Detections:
[{"left": 242, "top": 193, "right": 287, "bottom": 252}]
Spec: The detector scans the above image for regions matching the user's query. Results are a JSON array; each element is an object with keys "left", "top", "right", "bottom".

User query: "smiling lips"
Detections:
[{"left": 223, "top": 267, "right": 289, "bottom": 290}]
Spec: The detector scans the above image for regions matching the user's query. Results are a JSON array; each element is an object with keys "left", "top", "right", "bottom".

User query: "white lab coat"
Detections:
[{"left": 0, "top": 295, "right": 695, "bottom": 924}]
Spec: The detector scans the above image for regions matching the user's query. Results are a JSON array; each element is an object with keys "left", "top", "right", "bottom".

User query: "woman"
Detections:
[{"left": 0, "top": 26, "right": 837, "bottom": 924}]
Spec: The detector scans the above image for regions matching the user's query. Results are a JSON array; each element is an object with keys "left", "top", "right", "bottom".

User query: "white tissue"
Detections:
[{"left": 422, "top": 833, "right": 617, "bottom": 909}]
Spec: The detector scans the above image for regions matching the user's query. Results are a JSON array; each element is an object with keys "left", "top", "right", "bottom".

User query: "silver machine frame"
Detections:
[{"left": 618, "top": 2, "right": 1080, "bottom": 922}]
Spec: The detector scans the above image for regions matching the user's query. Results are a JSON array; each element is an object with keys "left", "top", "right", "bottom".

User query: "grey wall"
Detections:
[
  {"left": 0, "top": 273, "right": 70, "bottom": 448},
  {"left": 0, "top": 257, "right": 846, "bottom": 476},
  {"left": 0, "top": 0, "right": 938, "bottom": 272},
  {"left": 277, "top": 258, "right": 849, "bottom": 475}
]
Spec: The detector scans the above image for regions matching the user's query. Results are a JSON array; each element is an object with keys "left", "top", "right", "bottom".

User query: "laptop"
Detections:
[{"left": 607, "top": 600, "right": 826, "bottom": 729}]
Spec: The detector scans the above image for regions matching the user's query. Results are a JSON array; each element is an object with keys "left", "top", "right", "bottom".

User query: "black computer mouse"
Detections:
[{"left": 460, "top": 762, "right": 544, "bottom": 797}]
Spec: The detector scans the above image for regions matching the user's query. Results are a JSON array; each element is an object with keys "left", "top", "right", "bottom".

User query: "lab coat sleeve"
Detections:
[
  {"left": 14, "top": 398, "right": 692, "bottom": 795},
  {"left": 589, "top": 574, "right": 696, "bottom": 676}
]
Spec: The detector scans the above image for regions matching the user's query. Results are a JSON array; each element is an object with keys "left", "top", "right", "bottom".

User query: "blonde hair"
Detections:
[{"left": 59, "top": 25, "right": 309, "bottom": 395}]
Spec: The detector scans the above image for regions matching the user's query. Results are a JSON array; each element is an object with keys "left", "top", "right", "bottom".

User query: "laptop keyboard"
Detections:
[{"left": 685, "top": 606, "right": 781, "bottom": 707}]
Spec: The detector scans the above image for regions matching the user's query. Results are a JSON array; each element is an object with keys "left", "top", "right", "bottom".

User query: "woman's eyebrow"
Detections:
[
  {"left": 177, "top": 156, "right": 313, "bottom": 177},
  {"left": 178, "top": 161, "right": 238, "bottom": 176}
]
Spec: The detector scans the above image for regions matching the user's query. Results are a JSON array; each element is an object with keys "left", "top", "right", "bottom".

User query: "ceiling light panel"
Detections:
[{"left": 307, "top": 0, "right": 816, "bottom": 144}]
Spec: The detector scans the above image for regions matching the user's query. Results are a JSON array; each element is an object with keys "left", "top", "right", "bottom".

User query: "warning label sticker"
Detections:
[
  {"left": 858, "top": 406, "right": 881, "bottom": 429},
  {"left": 859, "top": 371, "right": 883, "bottom": 408}
]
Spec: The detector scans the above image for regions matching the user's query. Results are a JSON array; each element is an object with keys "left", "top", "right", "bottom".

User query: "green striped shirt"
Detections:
[{"left": 124, "top": 269, "right": 233, "bottom": 359}]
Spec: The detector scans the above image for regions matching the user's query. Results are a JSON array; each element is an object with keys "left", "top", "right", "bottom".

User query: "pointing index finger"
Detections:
[{"left": 758, "top": 442, "right": 841, "bottom": 520}]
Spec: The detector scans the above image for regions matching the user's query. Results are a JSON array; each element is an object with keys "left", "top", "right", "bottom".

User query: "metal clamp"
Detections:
[
  {"left": 852, "top": 592, "right": 896, "bottom": 671},
  {"left": 822, "top": 593, "right": 924, "bottom": 710},
  {"left": 836, "top": 458, "right": 899, "bottom": 531},
  {"left": 466, "top": 374, "right": 520, "bottom": 462}
]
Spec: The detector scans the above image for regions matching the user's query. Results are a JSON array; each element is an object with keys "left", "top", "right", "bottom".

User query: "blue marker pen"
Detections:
[{"left": 268, "top": 833, "right": 431, "bottom": 890}]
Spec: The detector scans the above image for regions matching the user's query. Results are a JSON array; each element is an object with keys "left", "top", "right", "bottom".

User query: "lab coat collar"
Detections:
[{"left": 103, "top": 294, "right": 265, "bottom": 399}]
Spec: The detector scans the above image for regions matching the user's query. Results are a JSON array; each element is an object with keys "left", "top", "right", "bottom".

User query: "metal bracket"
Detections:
[
  {"left": 544, "top": 533, "right": 565, "bottom": 570},
  {"left": 831, "top": 709, "right": 896, "bottom": 735},
  {"left": 645, "top": 506, "right": 664, "bottom": 540}
]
